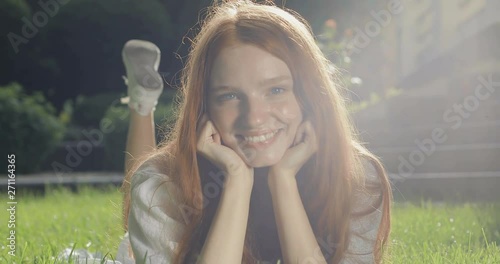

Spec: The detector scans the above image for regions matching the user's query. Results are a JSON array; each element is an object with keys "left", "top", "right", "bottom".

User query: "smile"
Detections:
[
  {"left": 238, "top": 129, "right": 283, "bottom": 148},
  {"left": 243, "top": 130, "right": 279, "bottom": 143}
]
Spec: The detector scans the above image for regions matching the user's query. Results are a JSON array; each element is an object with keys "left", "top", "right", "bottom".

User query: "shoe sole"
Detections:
[{"left": 122, "top": 40, "right": 163, "bottom": 90}]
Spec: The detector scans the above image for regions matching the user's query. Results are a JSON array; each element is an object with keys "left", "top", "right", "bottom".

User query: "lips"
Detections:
[{"left": 236, "top": 129, "right": 283, "bottom": 148}]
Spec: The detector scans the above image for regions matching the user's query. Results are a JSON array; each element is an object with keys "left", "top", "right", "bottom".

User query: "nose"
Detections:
[{"left": 241, "top": 97, "right": 269, "bottom": 128}]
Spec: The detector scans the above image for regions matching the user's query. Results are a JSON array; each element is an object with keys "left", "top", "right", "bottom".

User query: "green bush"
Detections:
[
  {"left": 72, "top": 93, "right": 122, "bottom": 129},
  {"left": 0, "top": 83, "right": 65, "bottom": 174},
  {"left": 101, "top": 91, "right": 177, "bottom": 171}
]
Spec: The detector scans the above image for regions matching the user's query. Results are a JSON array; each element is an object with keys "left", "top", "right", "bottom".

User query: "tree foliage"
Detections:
[{"left": 0, "top": 83, "right": 65, "bottom": 174}]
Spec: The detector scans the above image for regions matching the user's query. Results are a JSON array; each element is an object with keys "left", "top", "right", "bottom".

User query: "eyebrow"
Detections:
[
  {"left": 211, "top": 75, "right": 293, "bottom": 91},
  {"left": 258, "top": 75, "right": 293, "bottom": 86}
]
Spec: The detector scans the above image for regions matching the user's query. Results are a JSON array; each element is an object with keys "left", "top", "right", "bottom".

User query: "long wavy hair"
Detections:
[{"left": 124, "top": 1, "right": 391, "bottom": 263}]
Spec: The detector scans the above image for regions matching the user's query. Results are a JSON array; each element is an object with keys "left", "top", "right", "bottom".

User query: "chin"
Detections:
[
  {"left": 240, "top": 149, "right": 285, "bottom": 168},
  {"left": 245, "top": 159, "right": 276, "bottom": 168}
]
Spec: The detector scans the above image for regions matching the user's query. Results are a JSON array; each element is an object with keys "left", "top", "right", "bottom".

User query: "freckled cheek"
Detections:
[{"left": 271, "top": 101, "right": 303, "bottom": 125}]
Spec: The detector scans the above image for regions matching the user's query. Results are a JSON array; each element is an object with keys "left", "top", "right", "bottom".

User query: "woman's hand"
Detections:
[
  {"left": 196, "top": 114, "right": 254, "bottom": 188},
  {"left": 269, "top": 120, "right": 318, "bottom": 179}
]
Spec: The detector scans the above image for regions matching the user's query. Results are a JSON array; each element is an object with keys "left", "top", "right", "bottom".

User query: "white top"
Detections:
[{"left": 116, "top": 159, "right": 384, "bottom": 264}]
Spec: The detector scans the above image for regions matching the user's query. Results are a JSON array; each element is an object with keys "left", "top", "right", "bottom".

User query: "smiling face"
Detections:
[{"left": 207, "top": 44, "right": 303, "bottom": 168}]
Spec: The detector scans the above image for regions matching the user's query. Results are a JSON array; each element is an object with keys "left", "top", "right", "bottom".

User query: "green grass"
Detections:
[
  {"left": 388, "top": 201, "right": 500, "bottom": 263},
  {"left": 0, "top": 187, "right": 499, "bottom": 263},
  {"left": 0, "top": 186, "right": 124, "bottom": 263}
]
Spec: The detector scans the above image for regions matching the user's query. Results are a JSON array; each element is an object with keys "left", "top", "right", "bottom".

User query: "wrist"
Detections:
[
  {"left": 221, "top": 182, "right": 253, "bottom": 204},
  {"left": 223, "top": 170, "right": 254, "bottom": 194},
  {"left": 267, "top": 170, "right": 297, "bottom": 194}
]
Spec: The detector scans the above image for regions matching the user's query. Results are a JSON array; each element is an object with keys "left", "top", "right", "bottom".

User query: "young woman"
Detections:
[{"left": 117, "top": 1, "right": 392, "bottom": 263}]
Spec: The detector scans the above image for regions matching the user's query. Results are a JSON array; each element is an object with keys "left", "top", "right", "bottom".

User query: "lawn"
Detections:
[{"left": 0, "top": 186, "right": 499, "bottom": 263}]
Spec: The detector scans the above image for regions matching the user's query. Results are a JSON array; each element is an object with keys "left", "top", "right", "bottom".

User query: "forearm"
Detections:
[
  {"left": 269, "top": 175, "right": 327, "bottom": 264},
  {"left": 198, "top": 178, "right": 252, "bottom": 264}
]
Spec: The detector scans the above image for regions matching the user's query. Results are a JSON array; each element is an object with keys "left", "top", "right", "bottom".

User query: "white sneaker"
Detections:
[{"left": 121, "top": 39, "right": 164, "bottom": 116}]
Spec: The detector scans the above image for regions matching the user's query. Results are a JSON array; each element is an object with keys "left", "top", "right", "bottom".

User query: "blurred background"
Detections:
[{"left": 0, "top": 0, "right": 499, "bottom": 201}]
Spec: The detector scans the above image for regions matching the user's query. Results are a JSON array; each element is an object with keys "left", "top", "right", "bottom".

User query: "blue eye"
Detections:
[
  {"left": 270, "top": 87, "right": 285, "bottom": 95},
  {"left": 217, "top": 93, "right": 238, "bottom": 102}
]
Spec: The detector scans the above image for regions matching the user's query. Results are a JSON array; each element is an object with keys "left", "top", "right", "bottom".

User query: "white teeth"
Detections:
[{"left": 243, "top": 130, "right": 279, "bottom": 143}]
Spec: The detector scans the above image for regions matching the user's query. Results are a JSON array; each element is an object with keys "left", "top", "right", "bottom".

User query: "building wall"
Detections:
[
  {"left": 396, "top": 0, "right": 490, "bottom": 78},
  {"left": 347, "top": 0, "right": 498, "bottom": 102}
]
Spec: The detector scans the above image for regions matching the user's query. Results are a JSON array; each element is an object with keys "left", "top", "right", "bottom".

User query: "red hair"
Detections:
[{"left": 124, "top": 1, "right": 391, "bottom": 263}]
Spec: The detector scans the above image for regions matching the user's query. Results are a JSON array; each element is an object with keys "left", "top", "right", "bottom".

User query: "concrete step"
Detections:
[
  {"left": 391, "top": 171, "right": 500, "bottom": 202},
  {"left": 354, "top": 96, "right": 500, "bottom": 133},
  {"left": 358, "top": 120, "right": 500, "bottom": 148},
  {"left": 373, "top": 143, "right": 500, "bottom": 174},
  {"left": 384, "top": 95, "right": 500, "bottom": 126}
]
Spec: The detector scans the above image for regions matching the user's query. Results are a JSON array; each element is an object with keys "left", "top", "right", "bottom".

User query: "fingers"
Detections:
[
  {"left": 197, "top": 114, "right": 216, "bottom": 142},
  {"left": 212, "top": 127, "right": 221, "bottom": 145},
  {"left": 196, "top": 113, "right": 209, "bottom": 138},
  {"left": 197, "top": 114, "right": 223, "bottom": 153},
  {"left": 197, "top": 114, "right": 213, "bottom": 152},
  {"left": 293, "top": 122, "right": 307, "bottom": 146},
  {"left": 303, "top": 121, "right": 318, "bottom": 153},
  {"left": 195, "top": 116, "right": 249, "bottom": 175},
  {"left": 294, "top": 121, "right": 318, "bottom": 153}
]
